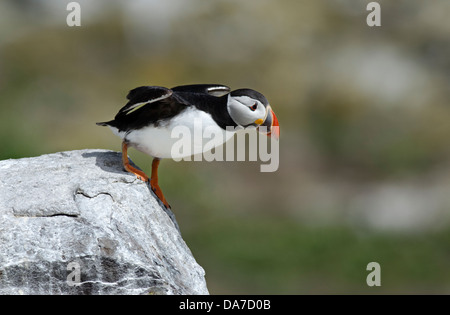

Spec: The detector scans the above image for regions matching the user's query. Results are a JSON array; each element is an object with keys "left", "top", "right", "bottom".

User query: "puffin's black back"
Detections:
[{"left": 98, "top": 85, "right": 237, "bottom": 132}]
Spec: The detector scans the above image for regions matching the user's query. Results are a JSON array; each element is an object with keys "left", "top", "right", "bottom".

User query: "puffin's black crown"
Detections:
[{"left": 230, "top": 89, "right": 269, "bottom": 106}]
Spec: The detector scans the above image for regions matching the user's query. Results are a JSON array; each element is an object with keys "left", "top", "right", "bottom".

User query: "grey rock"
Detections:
[{"left": 0, "top": 149, "right": 208, "bottom": 295}]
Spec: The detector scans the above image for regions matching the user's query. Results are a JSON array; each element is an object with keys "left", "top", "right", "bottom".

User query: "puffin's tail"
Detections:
[{"left": 96, "top": 121, "right": 112, "bottom": 126}]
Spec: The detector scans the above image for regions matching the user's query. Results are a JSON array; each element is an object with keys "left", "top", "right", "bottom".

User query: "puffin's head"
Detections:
[{"left": 227, "top": 89, "right": 280, "bottom": 139}]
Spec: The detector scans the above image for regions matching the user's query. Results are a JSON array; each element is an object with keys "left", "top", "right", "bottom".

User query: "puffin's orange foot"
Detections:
[
  {"left": 122, "top": 141, "right": 149, "bottom": 182},
  {"left": 150, "top": 179, "right": 171, "bottom": 209},
  {"left": 132, "top": 169, "right": 149, "bottom": 182},
  {"left": 123, "top": 163, "right": 149, "bottom": 182}
]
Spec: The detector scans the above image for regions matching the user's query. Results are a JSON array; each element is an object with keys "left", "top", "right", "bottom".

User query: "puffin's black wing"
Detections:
[
  {"left": 96, "top": 86, "right": 187, "bottom": 130},
  {"left": 171, "top": 84, "right": 231, "bottom": 97},
  {"left": 118, "top": 86, "right": 173, "bottom": 115}
]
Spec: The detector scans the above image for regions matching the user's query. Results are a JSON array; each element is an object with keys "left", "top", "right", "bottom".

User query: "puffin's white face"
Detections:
[{"left": 227, "top": 95, "right": 267, "bottom": 128}]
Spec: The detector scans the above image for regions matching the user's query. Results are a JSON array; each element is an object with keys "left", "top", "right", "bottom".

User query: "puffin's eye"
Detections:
[{"left": 250, "top": 103, "right": 258, "bottom": 111}]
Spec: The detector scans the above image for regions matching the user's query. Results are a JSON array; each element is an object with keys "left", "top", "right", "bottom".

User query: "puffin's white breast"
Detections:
[{"left": 114, "top": 107, "right": 234, "bottom": 159}]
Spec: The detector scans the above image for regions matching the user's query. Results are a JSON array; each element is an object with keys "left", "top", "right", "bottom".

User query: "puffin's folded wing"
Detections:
[
  {"left": 119, "top": 86, "right": 173, "bottom": 115},
  {"left": 171, "top": 84, "right": 231, "bottom": 97}
]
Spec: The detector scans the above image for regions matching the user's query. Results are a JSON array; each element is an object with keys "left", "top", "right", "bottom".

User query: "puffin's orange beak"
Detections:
[
  {"left": 268, "top": 109, "right": 280, "bottom": 140},
  {"left": 258, "top": 107, "right": 280, "bottom": 140}
]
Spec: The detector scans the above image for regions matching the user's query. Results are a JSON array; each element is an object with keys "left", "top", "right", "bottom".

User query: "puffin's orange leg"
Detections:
[
  {"left": 150, "top": 158, "right": 171, "bottom": 209},
  {"left": 122, "top": 141, "right": 149, "bottom": 182}
]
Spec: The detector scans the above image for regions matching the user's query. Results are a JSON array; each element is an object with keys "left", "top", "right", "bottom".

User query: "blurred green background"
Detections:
[{"left": 2, "top": 0, "right": 450, "bottom": 294}]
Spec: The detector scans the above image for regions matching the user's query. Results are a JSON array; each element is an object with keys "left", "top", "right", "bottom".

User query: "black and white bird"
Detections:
[{"left": 97, "top": 84, "right": 279, "bottom": 209}]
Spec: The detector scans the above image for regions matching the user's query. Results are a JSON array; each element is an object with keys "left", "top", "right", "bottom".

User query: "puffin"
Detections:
[{"left": 97, "top": 84, "right": 279, "bottom": 209}]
